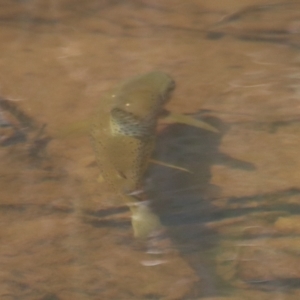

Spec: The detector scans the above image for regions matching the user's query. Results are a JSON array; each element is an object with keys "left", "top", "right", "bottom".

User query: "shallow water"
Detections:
[{"left": 1, "top": 1, "right": 300, "bottom": 299}]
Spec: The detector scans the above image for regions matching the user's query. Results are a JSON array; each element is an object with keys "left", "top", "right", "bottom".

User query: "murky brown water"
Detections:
[{"left": 1, "top": 1, "right": 300, "bottom": 299}]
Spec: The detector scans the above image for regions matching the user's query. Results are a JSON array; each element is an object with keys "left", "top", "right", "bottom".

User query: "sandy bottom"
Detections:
[{"left": 1, "top": 1, "right": 300, "bottom": 299}]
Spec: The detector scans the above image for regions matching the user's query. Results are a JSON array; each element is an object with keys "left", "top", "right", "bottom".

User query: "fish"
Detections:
[
  {"left": 90, "top": 72, "right": 175, "bottom": 198},
  {"left": 89, "top": 71, "right": 218, "bottom": 238}
]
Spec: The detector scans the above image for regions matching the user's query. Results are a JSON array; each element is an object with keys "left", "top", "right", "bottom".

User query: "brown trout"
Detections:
[
  {"left": 89, "top": 71, "right": 217, "bottom": 238},
  {"left": 90, "top": 72, "right": 175, "bottom": 199}
]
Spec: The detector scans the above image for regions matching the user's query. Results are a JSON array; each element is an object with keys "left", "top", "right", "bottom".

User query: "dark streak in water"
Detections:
[
  {"left": 85, "top": 218, "right": 131, "bottom": 229},
  {"left": 245, "top": 278, "right": 300, "bottom": 291},
  {"left": 84, "top": 206, "right": 129, "bottom": 218}
]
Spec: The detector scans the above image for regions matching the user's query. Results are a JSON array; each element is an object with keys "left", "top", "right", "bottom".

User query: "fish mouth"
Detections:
[{"left": 110, "top": 108, "right": 155, "bottom": 138}]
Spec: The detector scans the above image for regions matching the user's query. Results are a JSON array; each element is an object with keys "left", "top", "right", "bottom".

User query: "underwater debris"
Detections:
[{"left": 0, "top": 97, "right": 52, "bottom": 161}]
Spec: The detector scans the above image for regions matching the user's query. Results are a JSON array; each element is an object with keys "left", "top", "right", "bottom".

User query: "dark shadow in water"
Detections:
[
  {"left": 145, "top": 114, "right": 255, "bottom": 297},
  {"left": 40, "top": 293, "right": 61, "bottom": 300},
  {"left": 206, "top": 2, "right": 300, "bottom": 49},
  {"left": 245, "top": 278, "right": 300, "bottom": 292}
]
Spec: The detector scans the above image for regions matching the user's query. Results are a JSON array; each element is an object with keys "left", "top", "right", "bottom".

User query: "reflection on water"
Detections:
[{"left": 1, "top": 0, "right": 300, "bottom": 299}]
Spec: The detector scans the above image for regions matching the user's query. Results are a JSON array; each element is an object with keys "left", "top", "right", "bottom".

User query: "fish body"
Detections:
[{"left": 90, "top": 71, "right": 175, "bottom": 199}]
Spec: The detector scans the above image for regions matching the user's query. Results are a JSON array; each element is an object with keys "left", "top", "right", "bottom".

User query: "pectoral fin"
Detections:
[
  {"left": 150, "top": 159, "right": 192, "bottom": 173},
  {"left": 162, "top": 112, "right": 219, "bottom": 133}
]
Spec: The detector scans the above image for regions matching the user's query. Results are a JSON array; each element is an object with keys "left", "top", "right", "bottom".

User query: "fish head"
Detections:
[{"left": 111, "top": 71, "right": 175, "bottom": 122}]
